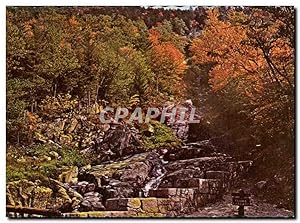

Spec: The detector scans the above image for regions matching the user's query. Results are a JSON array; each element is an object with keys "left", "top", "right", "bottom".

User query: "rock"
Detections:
[
  {"left": 149, "top": 188, "right": 196, "bottom": 200},
  {"left": 78, "top": 184, "right": 87, "bottom": 194},
  {"left": 81, "top": 152, "right": 158, "bottom": 199},
  {"left": 120, "top": 162, "right": 149, "bottom": 183},
  {"left": 206, "top": 170, "right": 230, "bottom": 190},
  {"left": 128, "top": 198, "right": 141, "bottom": 209},
  {"left": 78, "top": 181, "right": 89, "bottom": 186},
  {"left": 74, "top": 182, "right": 96, "bottom": 195},
  {"left": 57, "top": 187, "right": 72, "bottom": 204},
  {"left": 79, "top": 195, "right": 105, "bottom": 211},
  {"left": 108, "top": 179, "right": 125, "bottom": 187},
  {"left": 103, "top": 186, "right": 134, "bottom": 199},
  {"left": 84, "top": 191, "right": 99, "bottom": 198},
  {"left": 68, "top": 188, "right": 83, "bottom": 200},
  {"left": 42, "top": 155, "right": 52, "bottom": 161},
  {"left": 6, "top": 179, "right": 53, "bottom": 209},
  {"left": 32, "top": 186, "right": 53, "bottom": 209},
  {"left": 71, "top": 196, "right": 81, "bottom": 210},
  {"left": 48, "top": 178, "right": 86, "bottom": 212},
  {"left": 67, "top": 118, "right": 79, "bottom": 133},
  {"left": 95, "top": 124, "right": 143, "bottom": 163},
  {"left": 80, "top": 200, "right": 91, "bottom": 209},
  {"left": 49, "top": 151, "right": 59, "bottom": 159},
  {"left": 86, "top": 183, "right": 96, "bottom": 192},
  {"left": 58, "top": 166, "right": 78, "bottom": 184},
  {"left": 84, "top": 196, "right": 100, "bottom": 203},
  {"left": 255, "top": 180, "right": 267, "bottom": 189},
  {"left": 105, "top": 198, "right": 142, "bottom": 211},
  {"left": 6, "top": 180, "right": 35, "bottom": 207},
  {"left": 141, "top": 198, "right": 159, "bottom": 213},
  {"left": 92, "top": 201, "right": 105, "bottom": 210},
  {"left": 79, "top": 164, "right": 91, "bottom": 175},
  {"left": 161, "top": 169, "right": 202, "bottom": 188}
]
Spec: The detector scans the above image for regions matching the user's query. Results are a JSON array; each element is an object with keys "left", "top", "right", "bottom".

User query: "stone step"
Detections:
[
  {"left": 211, "top": 160, "right": 253, "bottom": 176},
  {"left": 63, "top": 210, "right": 166, "bottom": 218},
  {"left": 205, "top": 170, "right": 230, "bottom": 190},
  {"left": 175, "top": 178, "right": 222, "bottom": 195},
  {"left": 105, "top": 197, "right": 193, "bottom": 214},
  {"left": 206, "top": 170, "right": 229, "bottom": 181},
  {"left": 106, "top": 197, "right": 174, "bottom": 212},
  {"left": 148, "top": 188, "right": 196, "bottom": 199},
  {"left": 161, "top": 159, "right": 251, "bottom": 189},
  {"left": 194, "top": 193, "right": 219, "bottom": 207}
]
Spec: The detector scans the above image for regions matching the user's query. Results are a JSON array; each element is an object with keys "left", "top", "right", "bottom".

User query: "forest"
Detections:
[{"left": 6, "top": 6, "right": 294, "bottom": 217}]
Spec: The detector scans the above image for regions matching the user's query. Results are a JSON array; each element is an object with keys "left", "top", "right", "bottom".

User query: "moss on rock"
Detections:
[{"left": 141, "top": 121, "right": 181, "bottom": 150}]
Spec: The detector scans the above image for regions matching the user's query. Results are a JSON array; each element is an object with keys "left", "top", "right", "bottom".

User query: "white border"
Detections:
[{"left": 0, "top": 1, "right": 298, "bottom": 223}]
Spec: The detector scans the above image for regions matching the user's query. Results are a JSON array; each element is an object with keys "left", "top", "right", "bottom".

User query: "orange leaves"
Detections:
[
  {"left": 149, "top": 28, "right": 160, "bottom": 46},
  {"left": 69, "top": 15, "right": 79, "bottom": 26},
  {"left": 23, "top": 22, "right": 34, "bottom": 38},
  {"left": 148, "top": 27, "right": 187, "bottom": 77},
  {"left": 148, "top": 28, "right": 187, "bottom": 98},
  {"left": 191, "top": 10, "right": 246, "bottom": 65},
  {"left": 25, "top": 111, "right": 38, "bottom": 131},
  {"left": 190, "top": 9, "right": 265, "bottom": 96},
  {"left": 59, "top": 39, "right": 71, "bottom": 49},
  {"left": 191, "top": 7, "right": 294, "bottom": 110},
  {"left": 151, "top": 42, "right": 187, "bottom": 77}
]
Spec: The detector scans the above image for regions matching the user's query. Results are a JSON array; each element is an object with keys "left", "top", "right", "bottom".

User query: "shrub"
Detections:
[{"left": 141, "top": 120, "right": 181, "bottom": 150}]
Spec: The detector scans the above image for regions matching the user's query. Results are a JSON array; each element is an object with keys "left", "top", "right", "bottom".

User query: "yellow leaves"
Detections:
[
  {"left": 119, "top": 46, "right": 133, "bottom": 56},
  {"left": 90, "top": 102, "right": 103, "bottom": 115}
]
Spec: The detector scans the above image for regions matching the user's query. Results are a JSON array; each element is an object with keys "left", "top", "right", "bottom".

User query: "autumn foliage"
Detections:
[
  {"left": 191, "top": 8, "right": 294, "bottom": 139},
  {"left": 192, "top": 9, "right": 293, "bottom": 95},
  {"left": 149, "top": 27, "right": 187, "bottom": 98}
]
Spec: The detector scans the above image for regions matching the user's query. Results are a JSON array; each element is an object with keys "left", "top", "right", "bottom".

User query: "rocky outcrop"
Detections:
[
  {"left": 91, "top": 124, "right": 144, "bottom": 163},
  {"left": 6, "top": 180, "right": 52, "bottom": 209},
  {"left": 160, "top": 100, "right": 200, "bottom": 141},
  {"left": 79, "top": 152, "right": 165, "bottom": 200}
]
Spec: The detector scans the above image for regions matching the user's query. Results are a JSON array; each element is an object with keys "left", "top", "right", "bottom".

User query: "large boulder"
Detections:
[
  {"left": 161, "top": 100, "right": 200, "bottom": 141},
  {"left": 6, "top": 180, "right": 53, "bottom": 209},
  {"left": 79, "top": 152, "right": 165, "bottom": 200},
  {"left": 93, "top": 124, "right": 143, "bottom": 163}
]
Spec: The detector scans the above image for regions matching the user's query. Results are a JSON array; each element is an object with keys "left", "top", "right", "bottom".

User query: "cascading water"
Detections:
[{"left": 142, "top": 164, "right": 166, "bottom": 197}]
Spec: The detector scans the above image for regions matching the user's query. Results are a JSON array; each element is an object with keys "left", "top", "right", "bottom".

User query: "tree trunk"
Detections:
[
  {"left": 54, "top": 83, "right": 57, "bottom": 98},
  {"left": 17, "top": 131, "right": 20, "bottom": 145},
  {"left": 88, "top": 90, "right": 91, "bottom": 107},
  {"left": 96, "top": 85, "right": 100, "bottom": 103}
]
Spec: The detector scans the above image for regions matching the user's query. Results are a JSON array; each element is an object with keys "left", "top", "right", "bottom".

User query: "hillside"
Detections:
[{"left": 6, "top": 6, "right": 295, "bottom": 218}]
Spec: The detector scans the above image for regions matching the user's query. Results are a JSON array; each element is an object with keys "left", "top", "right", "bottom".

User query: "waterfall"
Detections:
[{"left": 142, "top": 165, "right": 166, "bottom": 197}]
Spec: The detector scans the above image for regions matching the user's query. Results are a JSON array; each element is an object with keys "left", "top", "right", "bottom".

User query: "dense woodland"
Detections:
[{"left": 7, "top": 6, "right": 294, "bottom": 211}]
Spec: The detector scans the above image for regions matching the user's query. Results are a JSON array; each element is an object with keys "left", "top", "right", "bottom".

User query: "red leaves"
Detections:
[{"left": 149, "top": 28, "right": 160, "bottom": 46}]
